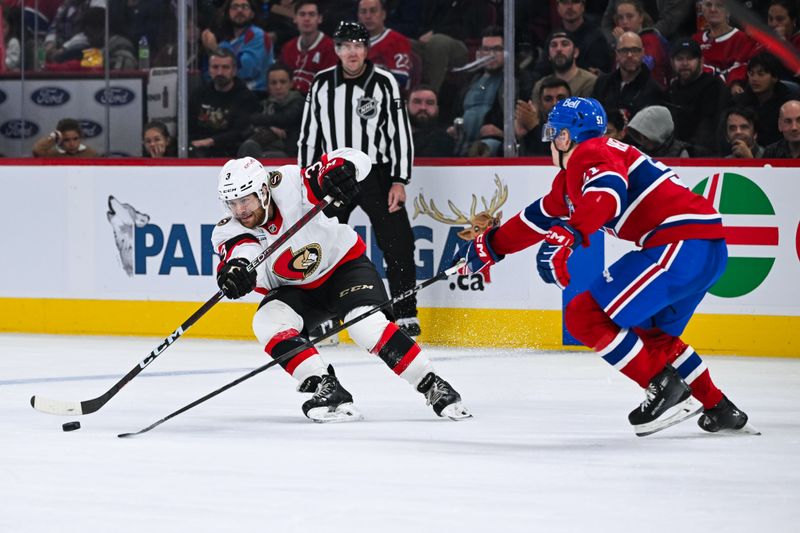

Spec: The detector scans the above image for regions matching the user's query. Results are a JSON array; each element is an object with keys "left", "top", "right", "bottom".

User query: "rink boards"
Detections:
[{"left": 0, "top": 158, "right": 797, "bottom": 357}]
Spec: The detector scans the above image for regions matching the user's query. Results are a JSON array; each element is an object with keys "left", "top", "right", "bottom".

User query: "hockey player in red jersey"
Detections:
[
  {"left": 455, "top": 96, "right": 754, "bottom": 437},
  {"left": 358, "top": 0, "right": 412, "bottom": 89},
  {"left": 212, "top": 149, "right": 470, "bottom": 422},
  {"left": 279, "top": 1, "right": 338, "bottom": 94}
]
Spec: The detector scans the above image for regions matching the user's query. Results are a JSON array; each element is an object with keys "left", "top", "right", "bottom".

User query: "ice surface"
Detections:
[{"left": 1, "top": 333, "right": 798, "bottom": 533}]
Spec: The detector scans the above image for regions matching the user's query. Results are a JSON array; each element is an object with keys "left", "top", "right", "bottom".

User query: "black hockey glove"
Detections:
[
  {"left": 217, "top": 257, "right": 257, "bottom": 299},
  {"left": 319, "top": 157, "right": 359, "bottom": 205}
]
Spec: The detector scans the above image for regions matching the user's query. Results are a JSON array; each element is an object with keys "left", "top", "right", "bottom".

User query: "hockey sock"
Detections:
[
  {"left": 370, "top": 322, "right": 433, "bottom": 386},
  {"left": 633, "top": 328, "right": 724, "bottom": 409},
  {"left": 264, "top": 328, "right": 327, "bottom": 384},
  {"left": 566, "top": 291, "right": 666, "bottom": 388},
  {"left": 670, "top": 345, "right": 724, "bottom": 409}
]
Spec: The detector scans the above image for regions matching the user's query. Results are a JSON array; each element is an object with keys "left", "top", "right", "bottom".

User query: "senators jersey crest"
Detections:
[{"left": 273, "top": 244, "right": 323, "bottom": 280}]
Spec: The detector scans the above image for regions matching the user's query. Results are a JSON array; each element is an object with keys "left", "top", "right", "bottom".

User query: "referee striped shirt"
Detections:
[{"left": 298, "top": 61, "right": 414, "bottom": 182}]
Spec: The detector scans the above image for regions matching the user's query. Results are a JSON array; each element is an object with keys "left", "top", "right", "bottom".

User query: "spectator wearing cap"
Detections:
[
  {"left": 530, "top": 31, "right": 597, "bottom": 100},
  {"left": 591, "top": 31, "right": 666, "bottom": 119},
  {"left": 553, "top": 0, "right": 613, "bottom": 74},
  {"left": 626, "top": 104, "right": 693, "bottom": 157},
  {"left": 667, "top": 38, "right": 728, "bottom": 156},
  {"left": 733, "top": 52, "right": 793, "bottom": 146},
  {"left": 722, "top": 107, "right": 765, "bottom": 158},
  {"left": 602, "top": 0, "right": 694, "bottom": 43}
]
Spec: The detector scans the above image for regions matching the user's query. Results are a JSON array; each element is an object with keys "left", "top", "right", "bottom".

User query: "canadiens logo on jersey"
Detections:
[
  {"left": 274, "top": 244, "right": 323, "bottom": 280},
  {"left": 356, "top": 96, "right": 378, "bottom": 119}
]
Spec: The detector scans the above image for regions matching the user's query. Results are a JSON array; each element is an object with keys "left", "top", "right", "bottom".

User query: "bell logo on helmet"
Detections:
[{"left": 563, "top": 99, "right": 581, "bottom": 109}]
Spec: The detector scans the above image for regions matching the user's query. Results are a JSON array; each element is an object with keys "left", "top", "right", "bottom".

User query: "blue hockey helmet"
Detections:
[{"left": 542, "top": 97, "right": 607, "bottom": 144}]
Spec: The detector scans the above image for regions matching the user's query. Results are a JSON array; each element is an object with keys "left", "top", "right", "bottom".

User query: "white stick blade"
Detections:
[{"left": 30, "top": 395, "right": 84, "bottom": 416}]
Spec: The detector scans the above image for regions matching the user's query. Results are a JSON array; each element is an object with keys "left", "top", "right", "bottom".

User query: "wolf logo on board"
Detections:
[{"left": 107, "top": 195, "right": 150, "bottom": 276}]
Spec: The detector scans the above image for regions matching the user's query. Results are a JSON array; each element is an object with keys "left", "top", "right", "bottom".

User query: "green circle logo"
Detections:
[{"left": 692, "top": 172, "right": 777, "bottom": 298}]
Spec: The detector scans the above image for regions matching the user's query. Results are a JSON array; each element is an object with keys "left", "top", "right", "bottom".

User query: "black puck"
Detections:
[{"left": 62, "top": 421, "right": 81, "bottom": 432}]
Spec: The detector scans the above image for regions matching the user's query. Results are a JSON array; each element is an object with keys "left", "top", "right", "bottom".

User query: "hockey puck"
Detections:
[{"left": 62, "top": 421, "right": 81, "bottom": 432}]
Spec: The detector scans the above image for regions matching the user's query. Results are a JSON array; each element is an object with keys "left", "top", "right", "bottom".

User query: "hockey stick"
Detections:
[
  {"left": 117, "top": 261, "right": 465, "bottom": 438},
  {"left": 31, "top": 195, "right": 333, "bottom": 417}
]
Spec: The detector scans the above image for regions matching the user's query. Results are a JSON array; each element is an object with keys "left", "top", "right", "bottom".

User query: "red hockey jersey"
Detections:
[
  {"left": 368, "top": 29, "right": 412, "bottom": 89},
  {"left": 280, "top": 32, "right": 338, "bottom": 95},
  {"left": 692, "top": 27, "right": 757, "bottom": 86},
  {"left": 491, "top": 137, "right": 724, "bottom": 255}
]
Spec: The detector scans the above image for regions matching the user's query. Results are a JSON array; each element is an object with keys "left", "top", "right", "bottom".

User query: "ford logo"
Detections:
[
  {"left": 79, "top": 120, "right": 103, "bottom": 138},
  {"left": 94, "top": 87, "right": 136, "bottom": 106},
  {"left": 0, "top": 89, "right": 6, "bottom": 105},
  {"left": 0, "top": 120, "right": 40, "bottom": 139},
  {"left": 31, "top": 87, "right": 71, "bottom": 106}
]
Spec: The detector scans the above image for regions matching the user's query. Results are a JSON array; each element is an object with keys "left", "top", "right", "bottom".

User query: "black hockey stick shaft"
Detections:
[
  {"left": 117, "top": 261, "right": 464, "bottom": 437},
  {"left": 31, "top": 196, "right": 332, "bottom": 416}
]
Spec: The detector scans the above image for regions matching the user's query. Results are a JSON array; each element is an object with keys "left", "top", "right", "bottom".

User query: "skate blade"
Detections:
[
  {"left": 711, "top": 423, "right": 762, "bottom": 436},
  {"left": 634, "top": 397, "right": 703, "bottom": 437},
  {"left": 306, "top": 403, "right": 363, "bottom": 423},
  {"left": 440, "top": 402, "right": 473, "bottom": 421}
]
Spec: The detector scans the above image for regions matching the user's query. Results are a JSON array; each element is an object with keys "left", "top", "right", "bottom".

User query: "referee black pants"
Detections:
[{"left": 326, "top": 163, "right": 418, "bottom": 318}]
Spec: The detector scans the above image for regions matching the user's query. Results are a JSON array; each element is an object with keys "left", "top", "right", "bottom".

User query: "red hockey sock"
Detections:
[{"left": 566, "top": 292, "right": 666, "bottom": 388}]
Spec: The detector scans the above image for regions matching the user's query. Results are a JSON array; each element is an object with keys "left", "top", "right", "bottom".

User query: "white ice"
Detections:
[{"left": 1, "top": 333, "right": 798, "bottom": 533}]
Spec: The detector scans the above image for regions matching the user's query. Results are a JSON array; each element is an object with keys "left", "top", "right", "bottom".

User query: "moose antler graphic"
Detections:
[{"left": 412, "top": 174, "right": 508, "bottom": 240}]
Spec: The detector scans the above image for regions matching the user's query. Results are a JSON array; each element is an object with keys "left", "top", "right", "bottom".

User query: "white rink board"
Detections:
[{"left": 0, "top": 162, "right": 797, "bottom": 317}]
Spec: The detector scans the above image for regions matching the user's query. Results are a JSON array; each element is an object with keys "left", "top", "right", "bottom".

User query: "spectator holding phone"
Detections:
[{"left": 32, "top": 118, "right": 98, "bottom": 158}]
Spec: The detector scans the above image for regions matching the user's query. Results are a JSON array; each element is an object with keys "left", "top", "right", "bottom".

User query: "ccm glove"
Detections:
[
  {"left": 536, "top": 222, "right": 582, "bottom": 289},
  {"left": 319, "top": 157, "right": 359, "bottom": 205},
  {"left": 217, "top": 257, "right": 257, "bottom": 299},
  {"left": 453, "top": 227, "right": 503, "bottom": 275}
]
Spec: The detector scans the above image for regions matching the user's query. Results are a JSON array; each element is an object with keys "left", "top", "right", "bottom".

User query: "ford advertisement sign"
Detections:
[
  {"left": 94, "top": 87, "right": 136, "bottom": 106},
  {"left": 31, "top": 87, "right": 71, "bottom": 106},
  {"left": 0, "top": 120, "right": 40, "bottom": 139}
]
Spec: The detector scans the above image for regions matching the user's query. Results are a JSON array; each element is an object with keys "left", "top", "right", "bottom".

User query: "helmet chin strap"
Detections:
[{"left": 556, "top": 141, "right": 575, "bottom": 170}]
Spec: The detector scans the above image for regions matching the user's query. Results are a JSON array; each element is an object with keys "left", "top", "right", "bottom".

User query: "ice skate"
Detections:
[
  {"left": 309, "top": 319, "right": 339, "bottom": 347},
  {"left": 397, "top": 317, "right": 421, "bottom": 337},
  {"left": 417, "top": 372, "right": 472, "bottom": 421},
  {"left": 300, "top": 368, "right": 362, "bottom": 423},
  {"left": 698, "top": 395, "right": 760, "bottom": 435},
  {"left": 628, "top": 365, "right": 702, "bottom": 437}
]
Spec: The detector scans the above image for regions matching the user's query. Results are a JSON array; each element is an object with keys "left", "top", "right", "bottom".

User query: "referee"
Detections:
[{"left": 298, "top": 21, "right": 420, "bottom": 336}]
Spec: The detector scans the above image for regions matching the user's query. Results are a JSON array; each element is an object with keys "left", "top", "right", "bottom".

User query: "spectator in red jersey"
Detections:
[
  {"left": 358, "top": 0, "right": 412, "bottom": 89},
  {"left": 692, "top": 0, "right": 758, "bottom": 92},
  {"left": 279, "top": 0, "right": 337, "bottom": 95},
  {"left": 763, "top": 99, "right": 800, "bottom": 157},
  {"left": 609, "top": 0, "right": 671, "bottom": 88},
  {"left": 733, "top": 51, "right": 792, "bottom": 146}
]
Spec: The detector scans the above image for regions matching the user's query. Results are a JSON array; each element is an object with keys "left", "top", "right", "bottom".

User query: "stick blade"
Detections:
[{"left": 30, "top": 395, "right": 85, "bottom": 416}]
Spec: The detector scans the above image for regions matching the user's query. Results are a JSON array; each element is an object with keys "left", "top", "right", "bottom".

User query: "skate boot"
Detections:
[
  {"left": 397, "top": 317, "right": 421, "bottom": 337},
  {"left": 300, "top": 366, "right": 362, "bottom": 423},
  {"left": 628, "top": 365, "right": 702, "bottom": 437},
  {"left": 308, "top": 319, "right": 339, "bottom": 347},
  {"left": 698, "top": 395, "right": 759, "bottom": 434},
  {"left": 417, "top": 372, "right": 472, "bottom": 421}
]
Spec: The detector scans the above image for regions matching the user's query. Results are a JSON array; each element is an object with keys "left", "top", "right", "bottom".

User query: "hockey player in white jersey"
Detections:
[{"left": 211, "top": 148, "right": 471, "bottom": 422}]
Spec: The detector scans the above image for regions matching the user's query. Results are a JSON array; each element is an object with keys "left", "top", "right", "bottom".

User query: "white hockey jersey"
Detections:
[{"left": 211, "top": 148, "right": 372, "bottom": 295}]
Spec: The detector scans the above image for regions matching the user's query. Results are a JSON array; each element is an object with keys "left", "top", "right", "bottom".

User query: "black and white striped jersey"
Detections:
[{"left": 298, "top": 61, "right": 414, "bottom": 183}]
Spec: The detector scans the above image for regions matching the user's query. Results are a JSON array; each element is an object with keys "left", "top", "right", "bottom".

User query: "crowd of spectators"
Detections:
[{"left": 4, "top": 0, "right": 800, "bottom": 159}]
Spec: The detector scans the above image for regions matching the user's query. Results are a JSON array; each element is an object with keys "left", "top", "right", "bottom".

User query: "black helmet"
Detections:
[{"left": 333, "top": 21, "right": 370, "bottom": 45}]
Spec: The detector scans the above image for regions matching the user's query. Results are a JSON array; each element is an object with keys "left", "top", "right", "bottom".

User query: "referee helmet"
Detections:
[{"left": 334, "top": 21, "right": 370, "bottom": 46}]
